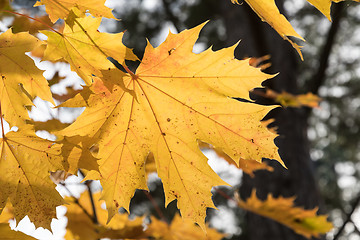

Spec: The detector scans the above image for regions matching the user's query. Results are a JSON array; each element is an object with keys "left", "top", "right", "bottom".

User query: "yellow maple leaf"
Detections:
[
  {"left": 56, "top": 135, "right": 99, "bottom": 174},
  {"left": 0, "top": 223, "right": 37, "bottom": 240},
  {"left": 0, "top": 29, "right": 54, "bottom": 127},
  {"left": 199, "top": 142, "right": 274, "bottom": 177},
  {"left": 232, "top": 0, "right": 359, "bottom": 58},
  {"left": 236, "top": 190, "right": 333, "bottom": 238},
  {"left": 65, "top": 191, "right": 146, "bottom": 240},
  {"left": 308, "top": 0, "right": 359, "bottom": 20},
  {"left": 273, "top": 90, "right": 321, "bottom": 108},
  {"left": 146, "top": 214, "right": 225, "bottom": 240},
  {"left": 0, "top": 202, "right": 13, "bottom": 223},
  {"left": 254, "top": 89, "right": 321, "bottom": 108},
  {"left": 0, "top": 127, "right": 65, "bottom": 229},
  {"left": 58, "top": 22, "right": 283, "bottom": 229},
  {"left": 234, "top": 0, "right": 304, "bottom": 59},
  {"left": 41, "top": 16, "right": 138, "bottom": 85},
  {"left": 34, "top": 0, "right": 116, "bottom": 23},
  {"left": 11, "top": 15, "right": 53, "bottom": 35}
]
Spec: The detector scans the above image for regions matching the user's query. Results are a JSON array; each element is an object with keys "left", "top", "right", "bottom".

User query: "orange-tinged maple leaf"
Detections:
[
  {"left": 236, "top": 190, "right": 333, "bottom": 238},
  {"left": 146, "top": 214, "right": 225, "bottom": 240},
  {"left": 34, "top": 0, "right": 116, "bottom": 23},
  {"left": 0, "top": 127, "right": 65, "bottom": 229},
  {"left": 0, "top": 29, "right": 54, "bottom": 127},
  {"left": 58, "top": 22, "right": 283, "bottom": 228},
  {"left": 41, "top": 16, "right": 138, "bottom": 85}
]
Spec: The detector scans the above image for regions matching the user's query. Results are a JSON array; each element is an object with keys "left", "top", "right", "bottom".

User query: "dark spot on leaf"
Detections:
[
  {"left": 162, "top": 133, "right": 166, "bottom": 136},
  {"left": 167, "top": 118, "right": 171, "bottom": 122},
  {"left": 168, "top": 48, "right": 175, "bottom": 55}
]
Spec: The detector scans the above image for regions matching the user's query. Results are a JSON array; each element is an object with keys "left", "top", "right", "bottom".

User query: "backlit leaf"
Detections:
[
  {"left": 41, "top": 16, "right": 138, "bottom": 85},
  {"left": 58, "top": 22, "right": 283, "bottom": 228},
  {"left": 0, "top": 127, "right": 65, "bottom": 229},
  {"left": 65, "top": 191, "right": 146, "bottom": 240},
  {"left": 34, "top": 0, "right": 116, "bottom": 23},
  {"left": 146, "top": 214, "right": 225, "bottom": 240},
  {"left": 0, "top": 30, "right": 54, "bottom": 127},
  {"left": 233, "top": 0, "right": 304, "bottom": 59},
  {"left": 236, "top": 190, "right": 333, "bottom": 238},
  {"left": 0, "top": 223, "right": 37, "bottom": 240}
]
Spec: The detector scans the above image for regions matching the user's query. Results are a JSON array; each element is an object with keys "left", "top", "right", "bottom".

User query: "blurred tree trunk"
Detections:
[{"left": 215, "top": 1, "right": 323, "bottom": 239}]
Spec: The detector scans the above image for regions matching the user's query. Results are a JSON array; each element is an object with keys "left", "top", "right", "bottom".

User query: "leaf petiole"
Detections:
[{"left": 0, "top": 101, "right": 5, "bottom": 139}]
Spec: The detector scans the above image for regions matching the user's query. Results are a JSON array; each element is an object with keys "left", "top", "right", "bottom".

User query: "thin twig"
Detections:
[
  {"left": 79, "top": 170, "right": 99, "bottom": 224},
  {"left": 143, "top": 190, "right": 167, "bottom": 223},
  {"left": 60, "top": 182, "right": 94, "bottom": 221},
  {"left": 1, "top": 10, "right": 60, "bottom": 34},
  {"left": 0, "top": 101, "right": 5, "bottom": 139},
  {"left": 308, "top": 2, "right": 345, "bottom": 94},
  {"left": 333, "top": 193, "right": 360, "bottom": 240},
  {"left": 214, "top": 187, "right": 237, "bottom": 203}
]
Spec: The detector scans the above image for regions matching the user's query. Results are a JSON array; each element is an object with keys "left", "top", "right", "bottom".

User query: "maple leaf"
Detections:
[
  {"left": 0, "top": 127, "right": 65, "bottom": 229},
  {"left": 41, "top": 16, "right": 138, "bottom": 85},
  {"left": 56, "top": 135, "right": 99, "bottom": 174},
  {"left": 11, "top": 15, "right": 53, "bottom": 35},
  {"left": 58, "top": 22, "right": 283, "bottom": 228},
  {"left": 264, "top": 89, "right": 321, "bottom": 108},
  {"left": 0, "top": 29, "right": 54, "bottom": 127},
  {"left": 232, "top": 0, "right": 360, "bottom": 59},
  {"left": 146, "top": 214, "right": 225, "bottom": 240},
  {"left": 236, "top": 190, "right": 333, "bottom": 238},
  {"left": 307, "top": 0, "right": 359, "bottom": 20},
  {"left": 0, "top": 223, "right": 37, "bottom": 240},
  {"left": 232, "top": 0, "right": 304, "bottom": 59},
  {"left": 30, "top": 119, "right": 70, "bottom": 132},
  {"left": 34, "top": 0, "right": 116, "bottom": 23},
  {"left": 199, "top": 142, "right": 274, "bottom": 177},
  {"left": 65, "top": 191, "right": 146, "bottom": 240}
]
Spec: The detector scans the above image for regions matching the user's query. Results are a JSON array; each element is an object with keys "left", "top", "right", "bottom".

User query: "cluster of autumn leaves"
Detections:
[{"left": 0, "top": 0, "right": 349, "bottom": 239}]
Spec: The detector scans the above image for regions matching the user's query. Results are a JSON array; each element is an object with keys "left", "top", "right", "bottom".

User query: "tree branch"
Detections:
[
  {"left": 333, "top": 193, "right": 360, "bottom": 240},
  {"left": 308, "top": 2, "right": 345, "bottom": 94},
  {"left": 79, "top": 170, "right": 99, "bottom": 224}
]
